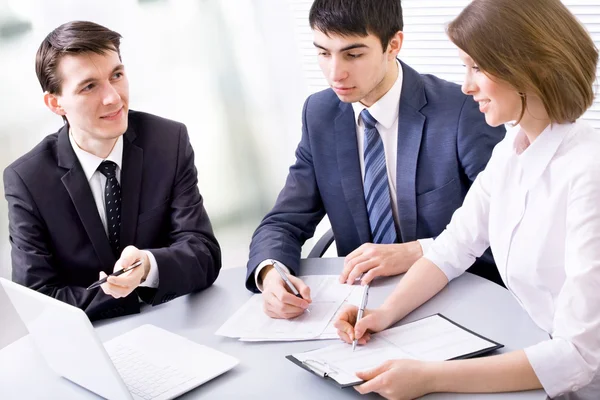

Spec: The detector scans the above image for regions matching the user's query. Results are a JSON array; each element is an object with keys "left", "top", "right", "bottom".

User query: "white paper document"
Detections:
[
  {"left": 289, "top": 314, "right": 502, "bottom": 386},
  {"left": 216, "top": 275, "right": 365, "bottom": 341}
]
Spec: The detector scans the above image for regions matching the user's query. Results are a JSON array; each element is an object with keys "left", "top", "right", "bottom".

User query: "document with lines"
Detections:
[
  {"left": 216, "top": 275, "right": 365, "bottom": 341},
  {"left": 287, "top": 314, "right": 503, "bottom": 387}
]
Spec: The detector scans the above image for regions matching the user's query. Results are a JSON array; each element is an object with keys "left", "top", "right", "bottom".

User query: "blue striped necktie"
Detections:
[{"left": 361, "top": 109, "right": 397, "bottom": 244}]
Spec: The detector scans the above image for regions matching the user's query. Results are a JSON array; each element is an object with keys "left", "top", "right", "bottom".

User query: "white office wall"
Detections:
[
  {"left": 290, "top": 0, "right": 600, "bottom": 130},
  {"left": 0, "top": 0, "right": 308, "bottom": 278}
]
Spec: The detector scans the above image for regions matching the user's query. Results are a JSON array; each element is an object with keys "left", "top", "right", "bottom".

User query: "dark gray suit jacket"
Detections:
[
  {"left": 4, "top": 111, "right": 221, "bottom": 321},
  {"left": 246, "top": 62, "right": 506, "bottom": 291}
]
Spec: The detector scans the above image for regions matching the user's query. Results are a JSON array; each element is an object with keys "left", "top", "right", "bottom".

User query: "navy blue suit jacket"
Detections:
[
  {"left": 246, "top": 62, "right": 505, "bottom": 291},
  {"left": 4, "top": 111, "right": 221, "bottom": 321}
]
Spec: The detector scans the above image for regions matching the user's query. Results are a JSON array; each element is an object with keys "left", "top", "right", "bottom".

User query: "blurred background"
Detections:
[{"left": 0, "top": 0, "right": 598, "bottom": 279}]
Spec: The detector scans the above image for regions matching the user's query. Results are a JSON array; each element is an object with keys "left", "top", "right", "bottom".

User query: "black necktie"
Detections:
[{"left": 98, "top": 161, "right": 122, "bottom": 257}]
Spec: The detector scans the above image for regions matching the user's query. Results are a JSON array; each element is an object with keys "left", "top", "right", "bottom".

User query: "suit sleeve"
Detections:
[
  {"left": 143, "top": 124, "right": 221, "bottom": 305},
  {"left": 456, "top": 96, "right": 506, "bottom": 184},
  {"left": 245, "top": 96, "right": 326, "bottom": 292},
  {"left": 4, "top": 167, "right": 140, "bottom": 321}
]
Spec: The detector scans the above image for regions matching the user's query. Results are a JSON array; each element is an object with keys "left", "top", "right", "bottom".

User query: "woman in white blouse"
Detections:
[{"left": 334, "top": 0, "right": 600, "bottom": 399}]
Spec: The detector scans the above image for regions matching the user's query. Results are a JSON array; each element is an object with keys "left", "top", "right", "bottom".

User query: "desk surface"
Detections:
[{"left": 1, "top": 258, "right": 548, "bottom": 399}]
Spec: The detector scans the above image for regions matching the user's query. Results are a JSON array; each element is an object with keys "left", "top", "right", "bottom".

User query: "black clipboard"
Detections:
[
  {"left": 285, "top": 354, "right": 362, "bottom": 388},
  {"left": 286, "top": 313, "right": 504, "bottom": 388}
]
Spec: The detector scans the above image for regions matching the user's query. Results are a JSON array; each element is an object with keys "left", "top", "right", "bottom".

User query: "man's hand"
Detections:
[
  {"left": 340, "top": 241, "right": 423, "bottom": 285},
  {"left": 261, "top": 266, "right": 311, "bottom": 319},
  {"left": 355, "top": 359, "right": 434, "bottom": 399},
  {"left": 100, "top": 245, "right": 150, "bottom": 299},
  {"left": 333, "top": 305, "right": 392, "bottom": 345}
]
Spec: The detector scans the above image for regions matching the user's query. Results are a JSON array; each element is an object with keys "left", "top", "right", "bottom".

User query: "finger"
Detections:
[
  {"left": 347, "top": 259, "right": 378, "bottom": 283},
  {"left": 344, "top": 243, "right": 367, "bottom": 264},
  {"left": 107, "top": 279, "right": 137, "bottom": 297},
  {"left": 341, "top": 245, "right": 367, "bottom": 282},
  {"left": 101, "top": 282, "right": 124, "bottom": 298},
  {"left": 337, "top": 305, "right": 358, "bottom": 325},
  {"left": 273, "top": 284, "right": 309, "bottom": 309},
  {"left": 354, "top": 313, "right": 378, "bottom": 339},
  {"left": 361, "top": 266, "right": 384, "bottom": 285},
  {"left": 341, "top": 254, "right": 370, "bottom": 283},
  {"left": 109, "top": 265, "right": 144, "bottom": 287},
  {"left": 336, "top": 329, "right": 353, "bottom": 343},
  {"left": 119, "top": 245, "right": 140, "bottom": 265},
  {"left": 287, "top": 275, "right": 311, "bottom": 302},
  {"left": 265, "top": 301, "right": 304, "bottom": 319},
  {"left": 262, "top": 296, "right": 284, "bottom": 319},
  {"left": 355, "top": 333, "right": 370, "bottom": 346},
  {"left": 333, "top": 320, "right": 355, "bottom": 341},
  {"left": 355, "top": 374, "right": 387, "bottom": 395},
  {"left": 100, "top": 282, "right": 113, "bottom": 296},
  {"left": 106, "top": 275, "right": 132, "bottom": 288},
  {"left": 264, "top": 301, "right": 288, "bottom": 319},
  {"left": 265, "top": 292, "right": 305, "bottom": 318},
  {"left": 356, "top": 360, "right": 393, "bottom": 381},
  {"left": 280, "top": 292, "right": 309, "bottom": 311}
]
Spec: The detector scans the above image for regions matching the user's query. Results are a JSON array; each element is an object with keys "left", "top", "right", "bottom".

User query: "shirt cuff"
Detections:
[
  {"left": 417, "top": 238, "right": 434, "bottom": 255},
  {"left": 524, "top": 337, "right": 592, "bottom": 397},
  {"left": 139, "top": 250, "right": 159, "bottom": 289},
  {"left": 254, "top": 259, "right": 290, "bottom": 292}
]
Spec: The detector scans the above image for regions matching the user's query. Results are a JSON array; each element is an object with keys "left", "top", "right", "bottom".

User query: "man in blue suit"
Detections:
[{"left": 246, "top": 0, "right": 506, "bottom": 319}]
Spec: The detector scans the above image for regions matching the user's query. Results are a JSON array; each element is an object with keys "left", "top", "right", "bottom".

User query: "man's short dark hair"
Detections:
[
  {"left": 309, "top": 0, "right": 403, "bottom": 51},
  {"left": 35, "top": 21, "right": 122, "bottom": 95}
]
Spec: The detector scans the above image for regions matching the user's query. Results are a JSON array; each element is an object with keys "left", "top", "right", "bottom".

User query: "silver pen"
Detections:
[
  {"left": 270, "top": 260, "right": 311, "bottom": 313},
  {"left": 352, "top": 284, "right": 370, "bottom": 351}
]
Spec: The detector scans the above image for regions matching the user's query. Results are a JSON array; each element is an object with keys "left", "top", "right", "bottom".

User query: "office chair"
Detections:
[{"left": 307, "top": 228, "right": 335, "bottom": 258}]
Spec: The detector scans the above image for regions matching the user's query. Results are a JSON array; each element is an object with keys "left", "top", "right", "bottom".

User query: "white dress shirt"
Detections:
[
  {"left": 255, "top": 61, "right": 432, "bottom": 289},
  {"left": 68, "top": 133, "right": 159, "bottom": 289},
  {"left": 424, "top": 121, "right": 600, "bottom": 399}
]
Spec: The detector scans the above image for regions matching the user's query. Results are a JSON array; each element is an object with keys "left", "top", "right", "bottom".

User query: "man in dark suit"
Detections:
[
  {"left": 4, "top": 21, "right": 221, "bottom": 321},
  {"left": 246, "top": 0, "right": 506, "bottom": 319}
]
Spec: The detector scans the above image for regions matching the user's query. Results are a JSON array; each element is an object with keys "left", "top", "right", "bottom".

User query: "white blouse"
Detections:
[{"left": 424, "top": 121, "right": 600, "bottom": 399}]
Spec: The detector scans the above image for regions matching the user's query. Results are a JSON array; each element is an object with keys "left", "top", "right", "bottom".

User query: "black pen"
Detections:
[{"left": 86, "top": 259, "right": 143, "bottom": 290}]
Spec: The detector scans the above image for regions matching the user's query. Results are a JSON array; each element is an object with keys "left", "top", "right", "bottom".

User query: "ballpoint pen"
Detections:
[
  {"left": 352, "top": 284, "right": 370, "bottom": 351},
  {"left": 86, "top": 259, "right": 143, "bottom": 290},
  {"left": 270, "top": 260, "right": 311, "bottom": 313}
]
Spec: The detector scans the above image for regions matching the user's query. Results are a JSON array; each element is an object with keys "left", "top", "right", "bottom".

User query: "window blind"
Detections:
[{"left": 289, "top": 0, "right": 600, "bottom": 130}]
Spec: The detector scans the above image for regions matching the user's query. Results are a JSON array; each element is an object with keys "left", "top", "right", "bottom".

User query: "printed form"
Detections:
[
  {"left": 216, "top": 275, "right": 365, "bottom": 341},
  {"left": 290, "top": 314, "right": 499, "bottom": 386}
]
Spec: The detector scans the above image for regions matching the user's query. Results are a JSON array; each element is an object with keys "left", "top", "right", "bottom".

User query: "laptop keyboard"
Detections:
[{"left": 109, "top": 343, "right": 195, "bottom": 400}]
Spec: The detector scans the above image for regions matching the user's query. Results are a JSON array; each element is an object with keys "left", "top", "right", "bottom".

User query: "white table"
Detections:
[{"left": 0, "top": 257, "right": 548, "bottom": 399}]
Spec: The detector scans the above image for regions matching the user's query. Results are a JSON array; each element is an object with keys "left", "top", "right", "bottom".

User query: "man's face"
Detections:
[
  {"left": 51, "top": 49, "right": 129, "bottom": 141},
  {"left": 313, "top": 30, "right": 400, "bottom": 106}
]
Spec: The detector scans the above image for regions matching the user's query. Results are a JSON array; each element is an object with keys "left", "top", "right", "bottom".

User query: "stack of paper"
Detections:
[{"left": 216, "top": 275, "right": 365, "bottom": 341}]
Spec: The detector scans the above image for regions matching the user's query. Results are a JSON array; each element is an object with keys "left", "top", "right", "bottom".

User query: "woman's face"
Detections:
[{"left": 458, "top": 50, "right": 522, "bottom": 127}]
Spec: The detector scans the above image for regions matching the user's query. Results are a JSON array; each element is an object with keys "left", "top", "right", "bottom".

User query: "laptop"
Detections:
[{"left": 0, "top": 278, "right": 239, "bottom": 400}]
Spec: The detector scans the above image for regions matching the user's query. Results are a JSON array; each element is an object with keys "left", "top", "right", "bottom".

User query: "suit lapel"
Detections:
[
  {"left": 57, "top": 127, "right": 116, "bottom": 269},
  {"left": 335, "top": 102, "right": 371, "bottom": 244},
  {"left": 119, "top": 126, "right": 142, "bottom": 247},
  {"left": 396, "top": 62, "right": 427, "bottom": 243}
]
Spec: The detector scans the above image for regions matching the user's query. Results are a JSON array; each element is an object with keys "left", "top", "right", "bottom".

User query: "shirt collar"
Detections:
[
  {"left": 512, "top": 122, "right": 572, "bottom": 188},
  {"left": 68, "top": 132, "right": 124, "bottom": 182},
  {"left": 352, "top": 60, "right": 403, "bottom": 129}
]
